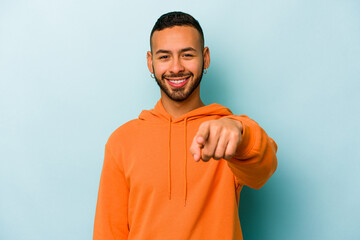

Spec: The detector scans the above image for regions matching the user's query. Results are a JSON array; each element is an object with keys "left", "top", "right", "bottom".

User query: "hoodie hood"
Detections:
[
  {"left": 138, "top": 99, "right": 234, "bottom": 205},
  {"left": 139, "top": 99, "right": 233, "bottom": 122}
]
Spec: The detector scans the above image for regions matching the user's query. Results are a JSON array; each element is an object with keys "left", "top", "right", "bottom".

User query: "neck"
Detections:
[{"left": 160, "top": 88, "right": 205, "bottom": 119}]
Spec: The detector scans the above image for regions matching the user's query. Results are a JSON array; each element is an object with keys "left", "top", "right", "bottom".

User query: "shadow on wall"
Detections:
[{"left": 238, "top": 152, "right": 298, "bottom": 239}]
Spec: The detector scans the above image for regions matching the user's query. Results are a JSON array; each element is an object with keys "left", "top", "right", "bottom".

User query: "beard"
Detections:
[{"left": 153, "top": 64, "right": 204, "bottom": 102}]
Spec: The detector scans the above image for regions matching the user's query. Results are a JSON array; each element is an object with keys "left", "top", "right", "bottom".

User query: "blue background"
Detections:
[{"left": 1, "top": 0, "right": 359, "bottom": 239}]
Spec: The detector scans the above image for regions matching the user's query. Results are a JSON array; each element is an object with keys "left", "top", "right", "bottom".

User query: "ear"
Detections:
[
  {"left": 147, "top": 51, "right": 154, "bottom": 73},
  {"left": 203, "top": 47, "right": 210, "bottom": 70}
]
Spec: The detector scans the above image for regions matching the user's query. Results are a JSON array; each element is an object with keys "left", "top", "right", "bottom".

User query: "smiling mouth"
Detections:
[
  {"left": 167, "top": 78, "right": 188, "bottom": 84},
  {"left": 165, "top": 76, "right": 191, "bottom": 87}
]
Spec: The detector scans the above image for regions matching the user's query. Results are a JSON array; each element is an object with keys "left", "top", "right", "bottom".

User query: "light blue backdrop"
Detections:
[{"left": 1, "top": 0, "right": 359, "bottom": 239}]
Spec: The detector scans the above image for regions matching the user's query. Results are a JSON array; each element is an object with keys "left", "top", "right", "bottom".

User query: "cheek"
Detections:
[
  {"left": 153, "top": 63, "right": 168, "bottom": 76},
  {"left": 185, "top": 62, "right": 203, "bottom": 75}
]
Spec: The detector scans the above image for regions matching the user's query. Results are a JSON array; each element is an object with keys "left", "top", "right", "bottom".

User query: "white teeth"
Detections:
[{"left": 168, "top": 78, "right": 187, "bottom": 84}]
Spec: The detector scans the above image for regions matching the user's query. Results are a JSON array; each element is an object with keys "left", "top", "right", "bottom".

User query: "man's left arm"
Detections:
[{"left": 190, "top": 115, "right": 278, "bottom": 189}]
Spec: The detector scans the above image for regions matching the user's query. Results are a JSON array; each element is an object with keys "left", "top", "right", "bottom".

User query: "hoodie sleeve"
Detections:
[
  {"left": 222, "top": 115, "right": 278, "bottom": 189},
  {"left": 93, "top": 143, "right": 129, "bottom": 240}
]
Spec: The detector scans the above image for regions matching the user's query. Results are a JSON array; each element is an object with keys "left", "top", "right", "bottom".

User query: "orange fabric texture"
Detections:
[{"left": 93, "top": 99, "right": 277, "bottom": 240}]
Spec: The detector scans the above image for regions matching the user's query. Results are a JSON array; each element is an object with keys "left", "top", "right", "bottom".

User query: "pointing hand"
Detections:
[{"left": 190, "top": 118, "right": 243, "bottom": 162}]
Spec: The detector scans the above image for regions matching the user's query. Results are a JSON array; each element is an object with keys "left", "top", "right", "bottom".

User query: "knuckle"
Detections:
[
  {"left": 222, "top": 128, "right": 229, "bottom": 136},
  {"left": 231, "top": 131, "right": 240, "bottom": 139},
  {"left": 214, "top": 153, "right": 223, "bottom": 159},
  {"left": 211, "top": 125, "right": 221, "bottom": 134},
  {"left": 202, "top": 153, "right": 211, "bottom": 159},
  {"left": 200, "top": 121, "right": 210, "bottom": 128},
  {"left": 207, "top": 119, "right": 216, "bottom": 126}
]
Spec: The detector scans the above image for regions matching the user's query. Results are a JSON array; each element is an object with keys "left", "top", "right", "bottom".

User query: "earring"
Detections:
[
  {"left": 203, "top": 68, "right": 208, "bottom": 74},
  {"left": 150, "top": 73, "right": 155, "bottom": 79}
]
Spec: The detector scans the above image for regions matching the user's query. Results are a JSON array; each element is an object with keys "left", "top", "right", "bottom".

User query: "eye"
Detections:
[
  {"left": 159, "top": 55, "right": 169, "bottom": 59},
  {"left": 183, "top": 54, "right": 193, "bottom": 58}
]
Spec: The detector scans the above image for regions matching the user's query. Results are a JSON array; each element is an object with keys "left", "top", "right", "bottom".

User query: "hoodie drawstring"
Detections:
[
  {"left": 167, "top": 117, "right": 189, "bottom": 206},
  {"left": 168, "top": 118, "right": 172, "bottom": 200},
  {"left": 184, "top": 117, "right": 188, "bottom": 206}
]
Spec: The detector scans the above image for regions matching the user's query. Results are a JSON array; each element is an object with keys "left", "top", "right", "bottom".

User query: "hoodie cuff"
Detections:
[{"left": 222, "top": 115, "right": 254, "bottom": 159}]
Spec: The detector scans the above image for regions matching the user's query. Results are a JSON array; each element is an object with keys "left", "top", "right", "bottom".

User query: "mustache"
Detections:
[{"left": 163, "top": 73, "right": 192, "bottom": 78}]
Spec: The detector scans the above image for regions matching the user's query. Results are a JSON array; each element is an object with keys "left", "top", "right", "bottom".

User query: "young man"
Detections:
[{"left": 93, "top": 11, "right": 277, "bottom": 240}]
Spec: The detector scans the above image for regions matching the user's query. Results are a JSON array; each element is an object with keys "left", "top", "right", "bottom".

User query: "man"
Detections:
[{"left": 93, "top": 11, "right": 277, "bottom": 240}]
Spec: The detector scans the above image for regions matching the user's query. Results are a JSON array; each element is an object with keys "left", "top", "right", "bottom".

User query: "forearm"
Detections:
[{"left": 222, "top": 115, "right": 278, "bottom": 189}]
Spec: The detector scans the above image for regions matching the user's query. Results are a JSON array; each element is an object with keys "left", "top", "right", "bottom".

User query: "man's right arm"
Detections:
[{"left": 93, "top": 143, "right": 129, "bottom": 240}]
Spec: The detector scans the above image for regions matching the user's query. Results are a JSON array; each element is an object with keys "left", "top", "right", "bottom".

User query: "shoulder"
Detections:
[{"left": 106, "top": 118, "right": 142, "bottom": 147}]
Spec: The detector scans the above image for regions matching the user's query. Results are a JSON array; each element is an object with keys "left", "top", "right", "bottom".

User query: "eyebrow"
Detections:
[{"left": 155, "top": 47, "right": 197, "bottom": 55}]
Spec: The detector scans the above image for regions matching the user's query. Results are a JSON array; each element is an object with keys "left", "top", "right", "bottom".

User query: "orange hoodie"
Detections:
[{"left": 93, "top": 99, "right": 277, "bottom": 240}]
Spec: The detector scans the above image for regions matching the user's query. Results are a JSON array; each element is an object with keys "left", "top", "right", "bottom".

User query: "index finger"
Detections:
[
  {"left": 195, "top": 121, "right": 211, "bottom": 145},
  {"left": 191, "top": 122, "right": 210, "bottom": 161},
  {"left": 190, "top": 134, "right": 204, "bottom": 162}
]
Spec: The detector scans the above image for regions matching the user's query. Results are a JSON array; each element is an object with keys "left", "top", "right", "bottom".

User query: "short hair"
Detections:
[{"left": 150, "top": 11, "right": 204, "bottom": 50}]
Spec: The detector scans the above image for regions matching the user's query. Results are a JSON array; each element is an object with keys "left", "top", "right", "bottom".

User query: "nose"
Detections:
[{"left": 170, "top": 57, "right": 185, "bottom": 74}]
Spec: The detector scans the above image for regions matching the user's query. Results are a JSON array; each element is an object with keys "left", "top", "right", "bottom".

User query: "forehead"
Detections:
[{"left": 151, "top": 26, "right": 202, "bottom": 52}]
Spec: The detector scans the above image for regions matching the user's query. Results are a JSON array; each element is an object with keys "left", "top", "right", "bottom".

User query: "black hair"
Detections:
[{"left": 150, "top": 11, "right": 204, "bottom": 49}]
